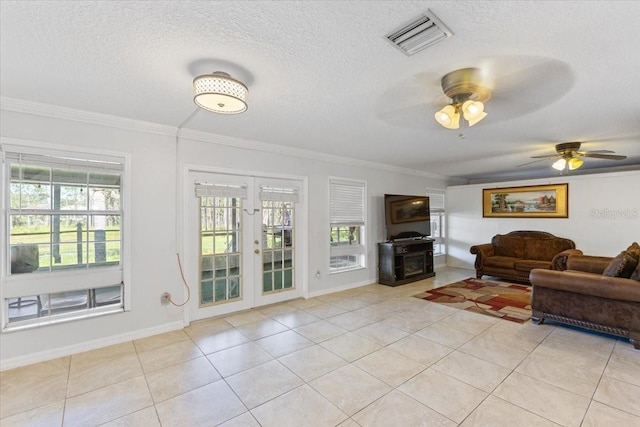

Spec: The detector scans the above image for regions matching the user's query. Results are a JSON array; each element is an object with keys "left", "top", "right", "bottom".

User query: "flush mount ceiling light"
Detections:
[
  {"left": 434, "top": 68, "right": 491, "bottom": 129},
  {"left": 193, "top": 71, "right": 248, "bottom": 114}
]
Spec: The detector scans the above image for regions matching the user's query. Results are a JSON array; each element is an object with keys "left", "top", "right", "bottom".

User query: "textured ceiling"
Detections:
[{"left": 1, "top": 1, "right": 639, "bottom": 182}]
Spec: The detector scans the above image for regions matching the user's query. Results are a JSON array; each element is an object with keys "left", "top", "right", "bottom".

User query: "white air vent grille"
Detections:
[{"left": 386, "top": 10, "right": 453, "bottom": 56}]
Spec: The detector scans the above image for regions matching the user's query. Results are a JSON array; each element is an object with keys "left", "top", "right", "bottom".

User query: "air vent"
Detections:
[{"left": 386, "top": 10, "right": 453, "bottom": 56}]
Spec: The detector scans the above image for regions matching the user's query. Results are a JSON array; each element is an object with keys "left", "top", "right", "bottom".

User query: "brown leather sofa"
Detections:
[
  {"left": 530, "top": 245, "right": 640, "bottom": 349},
  {"left": 470, "top": 231, "right": 576, "bottom": 283}
]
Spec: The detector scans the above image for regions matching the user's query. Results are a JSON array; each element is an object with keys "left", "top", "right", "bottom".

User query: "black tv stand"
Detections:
[{"left": 378, "top": 239, "right": 435, "bottom": 286}]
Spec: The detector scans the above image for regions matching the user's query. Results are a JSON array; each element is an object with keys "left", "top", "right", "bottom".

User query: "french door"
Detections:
[{"left": 187, "top": 171, "right": 304, "bottom": 320}]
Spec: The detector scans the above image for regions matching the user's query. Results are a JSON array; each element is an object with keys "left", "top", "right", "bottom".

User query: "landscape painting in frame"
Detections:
[{"left": 483, "top": 183, "right": 568, "bottom": 218}]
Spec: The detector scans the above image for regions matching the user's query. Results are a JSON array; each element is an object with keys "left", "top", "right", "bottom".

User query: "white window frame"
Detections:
[
  {"left": 427, "top": 189, "right": 446, "bottom": 257},
  {"left": 329, "top": 178, "right": 366, "bottom": 273},
  {"left": 1, "top": 140, "right": 131, "bottom": 330}
]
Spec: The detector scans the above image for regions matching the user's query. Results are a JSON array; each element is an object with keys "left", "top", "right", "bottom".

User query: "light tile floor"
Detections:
[{"left": 1, "top": 267, "right": 639, "bottom": 426}]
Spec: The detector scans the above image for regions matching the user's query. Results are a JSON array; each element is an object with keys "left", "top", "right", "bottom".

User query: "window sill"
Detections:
[
  {"left": 329, "top": 265, "right": 366, "bottom": 275},
  {"left": 2, "top": 306, "right": 125, "bottom": 333}
]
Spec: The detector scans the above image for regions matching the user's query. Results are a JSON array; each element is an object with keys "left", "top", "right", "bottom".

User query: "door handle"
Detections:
[
  {"left": 255, "top": 249, "right": 260, "bottom": 254},
  {"left": 254, "top": 240, "right": 259, "bottom": 245}
]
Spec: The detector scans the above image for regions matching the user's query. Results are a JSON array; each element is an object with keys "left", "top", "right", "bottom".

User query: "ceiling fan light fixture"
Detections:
[
  {"left": 435, "top": 68, "right": 491, "bottom": 130},
  {"left": 434, "top": 105, "right": 460, "bottom": 129},
  {"left": 568, "top": 157, "right": 584, "bottom": 170},
  {"left": 193, "top": 71, "right": 248, "bottom": 114}
]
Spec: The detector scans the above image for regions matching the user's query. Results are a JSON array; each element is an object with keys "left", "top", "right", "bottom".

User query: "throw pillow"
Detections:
[
  {"left": 626, "top": 242, "right": 640, "bottom": 260},
  {"left": 603, "top": 251, "right": 638, "bottom": 278}
]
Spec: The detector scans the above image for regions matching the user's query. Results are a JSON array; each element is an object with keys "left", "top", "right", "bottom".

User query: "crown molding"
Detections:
[
  {"left": 0, "top": 97, "right": 175, "bottom": 136},
  {"left": 177, "top": 128, "right": 458, "bottom": 182},
  {"left": 1, "top": 97, "right": 459, "bottom": 183}
]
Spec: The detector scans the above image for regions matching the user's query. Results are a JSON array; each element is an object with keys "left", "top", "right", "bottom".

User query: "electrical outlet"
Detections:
[{"left": 161, "top": 292, "right": 171, "bottom": 304}]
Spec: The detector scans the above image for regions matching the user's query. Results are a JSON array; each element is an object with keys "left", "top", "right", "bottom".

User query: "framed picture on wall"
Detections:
[{"left": 483, "top": 183, "right": 568, "bottom": 218}]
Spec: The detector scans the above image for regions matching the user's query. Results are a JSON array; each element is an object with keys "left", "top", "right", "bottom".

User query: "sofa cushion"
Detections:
[
  {"left": 631, "top": 263, "right": 640, "bottom": 281},
  {"left": 524, "top": 238, "right": 573, "bottom": 261},
  {"left": 484, "top": 256, "right": 518, "bottom": 269},
  {"left": 493, "top": 235, "right": 525, "bottom": 258},
  {"left": 603, "top": 252, "right": 638, "bottom": 278},
  {"left": 514, "top": 259, "right": 551, "bottom": 272}
]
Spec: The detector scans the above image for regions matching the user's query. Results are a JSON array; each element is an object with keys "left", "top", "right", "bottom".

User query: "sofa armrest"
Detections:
[
  {"left": 566, "top": 255, "right": 612, "bottom": 275},
  {"left": 530, "top": 269, "right": 640, "bottom": 302},
  {"left": 470, "top": 243, "right": 495, "bottom": 269},
  {"left": 552, "top": 249, "right": 584, "bottom": 271}
]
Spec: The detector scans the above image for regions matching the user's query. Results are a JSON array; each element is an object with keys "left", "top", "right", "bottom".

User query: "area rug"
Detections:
[{"left": 413, "top": 278, "right": 532, "bottom": 323}]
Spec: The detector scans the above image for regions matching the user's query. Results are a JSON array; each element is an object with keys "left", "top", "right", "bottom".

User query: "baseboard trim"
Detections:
[
  {"left": 307, "top": 279, "right": 376, "bottom": 299},
  {"left": 0, "top": 321, "right": 184, "bottom": 371}
]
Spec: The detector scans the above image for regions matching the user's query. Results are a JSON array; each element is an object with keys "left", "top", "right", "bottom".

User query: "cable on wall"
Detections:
[{"left": 167, "top": 253, "right": 191, "bottom": 307}]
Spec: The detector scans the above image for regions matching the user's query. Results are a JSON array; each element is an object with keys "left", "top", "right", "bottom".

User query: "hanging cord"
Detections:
[
  {"left": 168, "top": 108, "right": 199, "bottom": 307},
  {"left": 167, "top": 252, "right": 191, "bottom": 307}
]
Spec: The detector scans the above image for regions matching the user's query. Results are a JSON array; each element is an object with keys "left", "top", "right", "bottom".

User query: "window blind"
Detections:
[
  {"left": 427, "top": 190, "right": 445, "bottom": 213},
  {"left": 4, "top": 151, "right": 124, "bottom": 174},
  {"left": 259, "top": 186, "right": 300, "bottom": 203},
  {"left": 330, "top": 179, "right": 365, "bottom": 226},
  {"left": 194, "top": 182, "right": 248, "bottom": 198}
]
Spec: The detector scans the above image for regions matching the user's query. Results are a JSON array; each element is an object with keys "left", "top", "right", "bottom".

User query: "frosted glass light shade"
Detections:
[
  {"left": 435, "top": 105, "right": 460, "bottom": 129},
  {"left": 462, "top": 100, "right": 487, "bottom": 126},
  {"left": 568, "top": 157, "right": 584, "bottom": 170},
  {"left": 552, "top": 158, "right": 567, "bottom": 170},
  {"left": 193, "top": 72, "right": 248, "bottom": 114}
]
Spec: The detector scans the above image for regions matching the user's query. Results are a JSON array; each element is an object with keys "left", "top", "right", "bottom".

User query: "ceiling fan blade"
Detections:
[
  {"left": 581, "top": 153, "right": 627, "bottom": 160},
  {"left": 581, "top": 150, "right": 615, "bottom": 154},
  {"left": 517, "top": 158, "right": 551, "bottom": 167},
  {"left": 530, "top": 154, "right": 558, "bottom": 159}
]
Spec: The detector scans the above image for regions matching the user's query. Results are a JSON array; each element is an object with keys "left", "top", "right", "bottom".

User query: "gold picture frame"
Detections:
[{"left": 483, "top": 183, "right": 568, "bottom": 218}]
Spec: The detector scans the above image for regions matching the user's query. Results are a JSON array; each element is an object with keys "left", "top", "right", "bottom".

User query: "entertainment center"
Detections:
[
  {"left": 378, "top": 194, "right": 436, "bottom": 286},
  {"left": 378, "top": 239, "right": 435, "bottom": 286}
]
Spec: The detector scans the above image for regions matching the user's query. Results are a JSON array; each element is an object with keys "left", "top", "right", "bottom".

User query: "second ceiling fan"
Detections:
[{"left": 519, "top": 142, "right": 627, "bottom": 170}]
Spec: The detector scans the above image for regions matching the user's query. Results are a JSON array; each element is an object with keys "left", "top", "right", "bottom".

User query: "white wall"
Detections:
[
  {"left": 447, "top": 172, "right": 640, "bottom": 269},
  {"left": 0, "top": 106, "right": 453, "bottom": 369}
]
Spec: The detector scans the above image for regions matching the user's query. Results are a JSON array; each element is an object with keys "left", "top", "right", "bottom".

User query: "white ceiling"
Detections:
[{"left": 1, "top": 1, "right": 639, "bottom": 182}]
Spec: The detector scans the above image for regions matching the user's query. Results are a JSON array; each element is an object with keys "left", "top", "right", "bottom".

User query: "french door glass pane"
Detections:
[
  {"left": 261, "top": 200, "right": 294, "bottom": 294},
  {"left": 199, "top": 196, "right": 242, "bottom": 306}
]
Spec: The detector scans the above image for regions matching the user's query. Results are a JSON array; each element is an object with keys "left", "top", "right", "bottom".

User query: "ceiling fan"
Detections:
[
  {"left": 434, "top": 68, "right": 491, "bottom": 129},
  {"left": 518, "top": 142, "right": 627, "bottom": 170}
]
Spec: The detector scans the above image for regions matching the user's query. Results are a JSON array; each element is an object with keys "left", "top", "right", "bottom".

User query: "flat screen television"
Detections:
[{"left": 384, "top": 194, "right": 431, "bottom": 241}]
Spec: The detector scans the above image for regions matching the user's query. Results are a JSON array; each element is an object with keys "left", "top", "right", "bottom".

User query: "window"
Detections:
[
  {"left": 427, "top": 189, "right": 446, "bottom": 256},
  {"left": 2, "top": 147, "right": 125, "bottom": 328},
  {"left": 329, "top": 178, "right": 366, "bottom": 272}
]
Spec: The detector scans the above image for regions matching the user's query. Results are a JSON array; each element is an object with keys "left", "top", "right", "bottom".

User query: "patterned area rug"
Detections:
[{"left": 413, "top": 278, "right": 532, "bottom": 323}]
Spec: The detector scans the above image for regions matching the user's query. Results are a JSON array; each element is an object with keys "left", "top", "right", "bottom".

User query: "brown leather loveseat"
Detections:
[
  {"left": 530, "top": 243, "right": 640, "bottom": 349},
  {"left": 470, "top": 231, "right": 576, "bottom": 283}
]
